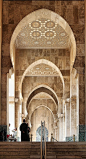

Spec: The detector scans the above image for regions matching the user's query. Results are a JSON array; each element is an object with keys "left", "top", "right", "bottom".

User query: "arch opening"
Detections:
[
  {"left": 9, "top": 8, "right": 79, "bottom": 142},
  {"left": 26, "top": 84, "right": 59, "bottom": 111},
  {"left": 10, "top": 9, "right": 76, "bottom": 70},
  {"left": 20, "top": 59, "right": 64, "bottom": 99}
]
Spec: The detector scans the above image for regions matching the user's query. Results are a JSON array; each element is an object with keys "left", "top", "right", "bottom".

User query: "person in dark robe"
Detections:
[{"left": 20, "top": 119, "right": 29, "bottom": 141}]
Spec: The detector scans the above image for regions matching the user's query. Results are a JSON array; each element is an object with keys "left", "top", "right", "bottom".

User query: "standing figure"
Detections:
[
  {"left": 20, "top": 119, "right": 29, "bottom": 141},
  {"left": 12, "top": 128, "right": 17, "bottom": 141},
  {"left": 7, "top": 123, "right": 12, "bottom": 141}
]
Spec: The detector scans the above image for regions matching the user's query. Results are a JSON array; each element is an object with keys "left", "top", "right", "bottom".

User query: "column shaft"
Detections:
[
  {"left": 22, "top": 101, "right": 26, "bottom": 118},
  {"left": 65, "top": 102, "right": 70, "bottom": 137},
  {"left": 0, "top": 0, "right": 2, "bottom": 125},
  {"left": 71, "top": 97, "right": 77, "bottom": 136},
  {"left": 15, "top": 102, "right": 19, "bottom": 130},
  {"left": 85, "top": 0, "right": 86, "bottom": 141}
]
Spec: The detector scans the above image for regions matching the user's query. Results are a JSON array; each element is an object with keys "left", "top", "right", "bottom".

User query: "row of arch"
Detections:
[
  {"left": 9, "top": 9, "right": 77, "bottom": 137},
  {"left": 19, "top": 59, "right": 64, "bottom": 118}
]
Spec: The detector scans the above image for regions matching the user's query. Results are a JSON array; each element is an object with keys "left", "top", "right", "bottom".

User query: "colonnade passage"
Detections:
[
  {"left": 0, "top": 4, "right": 85, "bottom": 142},
  {"left": 0, "top": 0, "right": 86, "bottom": 158},
  {"left": 8, "top": 9, "right": 79, "bottom": 142}
]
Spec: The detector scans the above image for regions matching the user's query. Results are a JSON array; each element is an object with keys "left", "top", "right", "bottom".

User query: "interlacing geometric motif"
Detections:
[
  {"left": 16, "top": 18, "right": 69, "bottom": 49},
  {"left": 30, "top": 19, "right": 56, "bottom": 40}
]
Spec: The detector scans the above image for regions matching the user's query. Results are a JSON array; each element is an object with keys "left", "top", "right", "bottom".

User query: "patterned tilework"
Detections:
[
  {"left": 66, "top": 125, "right": 86, "bottom": 142},
  {"left": 79, "top": 125, "right": 86, "bottom": 141},
  {"left": 66, "top": 136, "right": 77, "bottom": 142}
]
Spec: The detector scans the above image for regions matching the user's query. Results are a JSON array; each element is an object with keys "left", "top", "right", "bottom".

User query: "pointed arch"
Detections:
[
  {"left": 20, "top": 59, "right": 64, "bottom": 98},
  {"left": 30, "top": 105, "right": 56, "bottom": 122},
  {"left": 26, "top": 84, "right": 59, "bottom": 110},
  {"left": 28, "top": 92, "right": 57, "bottom": 112},
  {"left": 10, "top": 8, "right": 76, "bottom": 69}
]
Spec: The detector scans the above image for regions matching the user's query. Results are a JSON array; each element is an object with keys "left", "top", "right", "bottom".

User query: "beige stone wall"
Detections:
[
  {"left": 15, "top": 49, "right": 70, "bottom": 71},
  {"left": 22, "top": 76, "right": 63, "bottom": 98},
  {"left": 1, "top": 0, "right": 85, "bottom": 130}
]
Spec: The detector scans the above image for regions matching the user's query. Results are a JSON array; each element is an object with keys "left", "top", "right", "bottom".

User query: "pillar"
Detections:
[
  {"left": 15, "top": 101, "right": 20, "bottom": 137},
  {"left": 15, "top": 88, "right": 21, "bottom": 133},
  {"left": 85, "top": 0, "right": 86, "bottom": 142},
  {"left": 62, "top": 99, "right": 65, "bottom": 141},
  {"left": 65, "top": 100, "right": 70, "bottom": 137},
  {"left": 0, "top": 0, "right": 2, "bottom": 125},
  {"left": 55, "top": 127, "right": 58, "bottom": 141},
  {"left": 56, "top": 121, "right": 59, "bottom": 141},
  {"left": 22, "top": 101, "right": 26, "bottom": 120},
  {"left": 58, "top": 98, "right": 63, "bottom": 141},
  {"left": 65, "top": 100, "right": 71, "bottom": 141},
  {"left": 53, "top": 120, "right": 57, "bottom": 140},
  {"left": 71, "top": 96, "right": 77, "bottom": 137}
]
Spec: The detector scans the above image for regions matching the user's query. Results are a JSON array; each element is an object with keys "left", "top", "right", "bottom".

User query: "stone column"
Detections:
[
  {"left": 15, "top": 89, "right": 21, "bottom": 136},
  {"left": 15, "top": 101, "right": 19, "bottom": 126},
  {"left": 65, "top": 100, "right": 70, "bottom": 138},
  {"left": 15, "top": 87, "right": 21, "bottom": 126},
  {"left": 55, "top": 127, "right": 58, "bottom": 140},
  {"left": 48, "top": 115, "right": 51, "bottom": 141},
  {"left": 27, "top": 119, "right": 31, "bottom": 127},
  {"left": 53, "top": 120, "right": 57, "bottom": 140},
  {"left": 71, "top": 96, "right": 77, "bottom": 137},
  {"left": 7, "top": 73, "right": 10, "bottom": 133},
  {"left": 58, "top": 114, "right": 64, "bottom": 141},
  {"left": 58, "top": 98, "right": 63, "bottom": 141},
  {"left": 58, "top": 116, "right": 61, "bottom": 141},
  {"left": 63, "top": 99, "right": 66, "bottom": 141},
  {"left": 0, "top": 0, "right": 2, "bottom": 125},
  {"left": 22, "top": 101, "right": 26, "bottom": 120},
  {"left": 85, "top": 0, "right": 86, "bottom": 142},
  {"left": 58, "top": 98, "right": 65, "bottom": 141},
  {"left": 56, "top": 120, "right": 59, "bottom": 141}
]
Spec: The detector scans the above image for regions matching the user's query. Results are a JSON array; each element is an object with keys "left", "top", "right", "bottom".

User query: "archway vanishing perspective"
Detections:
[
  {"left": 8, "top": 8, "right": 80, "bottom": 141},
  {"left": 20, "top": 59, "right": 65, "bottom": 97},
  {"left": 26, "top": 84, "right": 59, "bottom": 110}
]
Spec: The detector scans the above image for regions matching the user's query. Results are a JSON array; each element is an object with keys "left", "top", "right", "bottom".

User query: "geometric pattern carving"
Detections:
[
  {"left": 26, "top": 63, "right": 59, "bottom": 76},
  {"left": 15, "top": 18, "right": 69, "bottom": 49}
]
